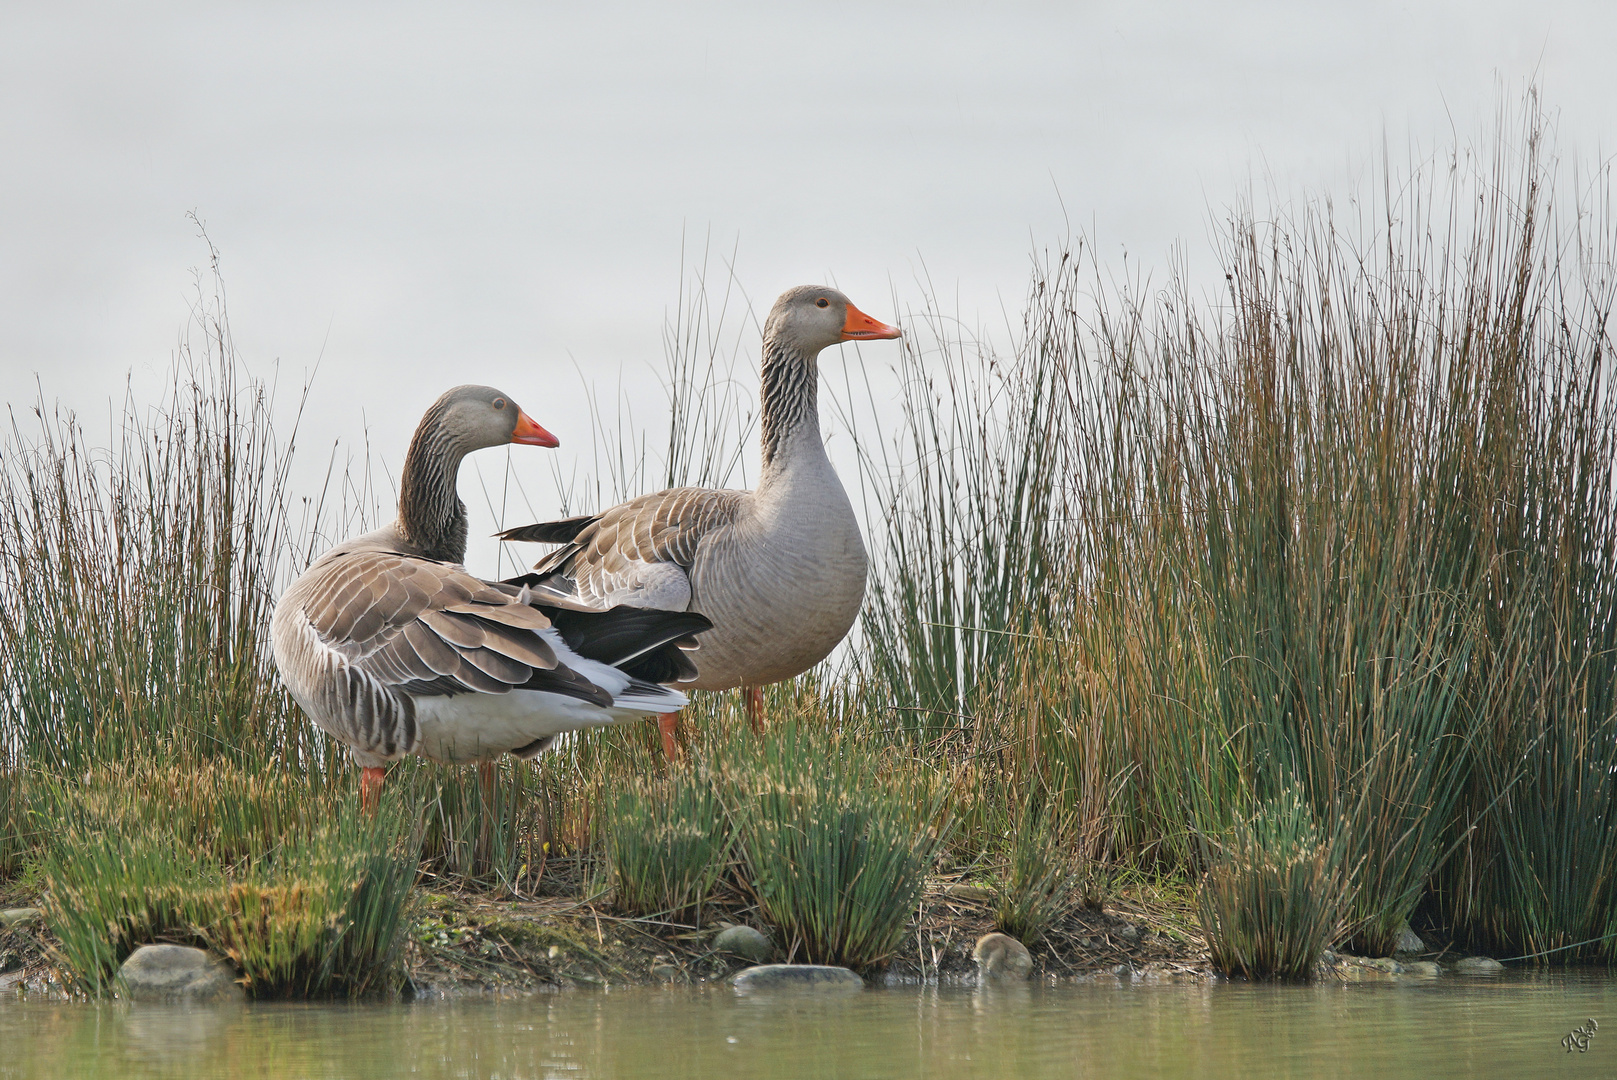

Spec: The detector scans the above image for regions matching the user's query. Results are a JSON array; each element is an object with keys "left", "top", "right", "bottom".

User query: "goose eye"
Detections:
[
  {"left": 493, "top": 397, "right": 506, "bottom": 409},
  {"left": 815, "top": 298, "right": 830, "bottom": 309}
]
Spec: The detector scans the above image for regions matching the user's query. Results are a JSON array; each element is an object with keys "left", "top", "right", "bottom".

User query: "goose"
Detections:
[
  {"left": 498, "top": 286, "right": 901, "bottom": 754},
  {"left": 271, "top": 384, "right": 711, "bottom": 804}
]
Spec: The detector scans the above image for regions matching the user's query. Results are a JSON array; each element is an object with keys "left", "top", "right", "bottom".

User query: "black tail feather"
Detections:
[
  {"left": 497, "top": 514, "right": 598, "bottom": 544},
  {"left": 543, "top": 605, "right": 712, "bottom": 684}
]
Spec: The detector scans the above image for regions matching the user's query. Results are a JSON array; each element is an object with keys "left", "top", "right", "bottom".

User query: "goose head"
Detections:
[
  {"left": 764, "top": 286, "right": 901, "bottom": 358},
  {"left": 430, "top": 384, "right": 559, "bottom": 452},
  {"left": 398, "top": 385, "right": 557, "bottom": 561}
]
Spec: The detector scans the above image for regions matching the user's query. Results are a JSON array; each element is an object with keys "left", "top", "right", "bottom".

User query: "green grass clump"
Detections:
[
  {"left": 38, "top": 759, "right": 416, "bottom": 998},
  {"left": 604, "top": 769, "right": 731, "bottom": 923},
  {"left": 992, "top": 794, "right": 1084, "bottom": 947},
  {"left": 727, "top": 723, "right": 950, "bottom": 972},
  {"left": 407, "top": 760, "right": 551, "bottom": 894},
  {"left": 1198, "top": 793, "right": 1344, "bottom": 980}
]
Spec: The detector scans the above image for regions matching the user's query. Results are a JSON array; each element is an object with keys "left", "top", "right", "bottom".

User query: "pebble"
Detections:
[
  {"left": 973, "top": 933, "right": 1033, "bottom": 981},
  {"left": 119, "top": 944, "right": 245, "bottom": 1003},
  {"left": 1, "top": 908, "right": 42, "bottom": 930},
  {"left": 731, "top": 964, "right": 863, "bottom": 992},
  {"left": 1454, "top": 955, "right": 1505, "bottom": 975},
  {"left": 713, "top": 925, "right": 773, "bottom": 964}
]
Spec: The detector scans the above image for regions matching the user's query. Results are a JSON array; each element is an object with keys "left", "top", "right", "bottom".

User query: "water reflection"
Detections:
[{"left": 2, "top": 974, "right": 1615, "bottom": 1079}]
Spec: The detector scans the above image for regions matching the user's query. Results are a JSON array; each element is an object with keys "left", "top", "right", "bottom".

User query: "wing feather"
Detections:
[{"left": 501, "top": 487, "right": 746, "bottom": 609}]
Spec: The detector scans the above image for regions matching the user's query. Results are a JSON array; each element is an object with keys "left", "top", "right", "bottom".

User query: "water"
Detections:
[{"left": 2, "top": 974, "right": 1614, "bottom": 1079}]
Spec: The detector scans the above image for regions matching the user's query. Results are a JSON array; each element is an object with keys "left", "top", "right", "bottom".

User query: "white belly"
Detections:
[{"left": 412, "top": 690, "right": 643, "bottom": 764}]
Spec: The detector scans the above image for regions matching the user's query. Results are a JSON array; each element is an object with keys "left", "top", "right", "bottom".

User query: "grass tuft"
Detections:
[
  {"left": 604, "top": 768, "right": 731, "bottom": 924},
  {"left": 1198, "top": 793, "right": 1344, "bottom": 980}
]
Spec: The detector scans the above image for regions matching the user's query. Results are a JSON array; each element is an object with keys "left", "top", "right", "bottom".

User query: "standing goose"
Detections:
[
  {"left": 271, "top": 385, "right": 711, "bottom": 804},
  {"left": 499, "top": 286, "right": 901, "bottom": 754}
]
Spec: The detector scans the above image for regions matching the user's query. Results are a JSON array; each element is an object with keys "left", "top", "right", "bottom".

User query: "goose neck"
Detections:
[
  {"left": 759, "top": 339, "right": 823, "bottom": 480},
  {"left": 397, "top": 409, "right": 471, "bottom": 563}
]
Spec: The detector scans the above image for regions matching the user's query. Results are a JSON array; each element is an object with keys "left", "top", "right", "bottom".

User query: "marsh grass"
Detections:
[
  {"left": 723, "top": 719, "right": 951, "bottom": 971},
  {"left": 38, "top": 759, "right": 416, "bottom": 997},
  {"left": 992, "top": 791, "right": 1086, "bottom": 946},
  {"left": 403, "top": 759, "right": 550, "bottom": 895}
]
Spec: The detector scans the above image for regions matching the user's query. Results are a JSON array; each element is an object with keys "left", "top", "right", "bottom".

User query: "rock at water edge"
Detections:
[
  {"left": 731, "top": 964, "right": 863, "bottom": 991},
  {"left": 1454, "top": 955, "right": 1505, "bottom": 975},
  {"left": 119, "top": 945, "right": 245, "bottom": 1003},
  {"left": 1393, "top": 924, "right": 1426, "bottom": 954},
  {"left": 973, "top": 933, "right": 1034, "bottom": 981},
  {"left": 713, "top": 925, "right": 773, "bottom": 964}
]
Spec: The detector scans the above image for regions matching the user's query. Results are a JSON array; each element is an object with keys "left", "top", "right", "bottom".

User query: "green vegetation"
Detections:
[
  {"left": 604, "top": 767, "right": 731, "bottom": 923},
  {"left": 1, "top": 97, "right": 1614, "bottom": 988},
  {"left": 992, "top": 792, "right": 1088, "bottom": 947},
  {"left": 37, "top": 759, "right": 415, "bottom": 997},
  {"left": 1198, "top": 793, "right": 1343, "bottom": 980},
  {"left": 725, "top": 721, "right": 949, "bottom": 971}
]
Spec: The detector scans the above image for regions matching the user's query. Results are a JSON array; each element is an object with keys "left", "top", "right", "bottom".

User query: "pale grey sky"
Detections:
[{"left": 1, "top": 1, "right": 1610, "bottom": 575}]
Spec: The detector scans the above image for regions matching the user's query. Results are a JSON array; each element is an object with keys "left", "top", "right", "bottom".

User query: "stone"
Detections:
[
  {"left": 1115, "top": 923, "right": 1142, "bottom": 945},
  {"left": 1454, "top": 955, "right": 1505, "bottom": 975},
  {"left": 119, "top": 945, "right": 244, "bottom": 1003},
  {"left": 1401, "top": 961, "right": 1441, "bottom": 978},
  {"left": 1393, "top": 924, "right": 1425, "bottom": 954},
  {"left": 938, "top": 883, "right": 995, "bottom": 904},
  {"left": 973, "top": 933, "right": 1033, "bottom": 981},
  {"left": 0, "top": 908, "right": 42, "bottom": 930},
  {"left": 713, "top": 925, "right": 773, "bottom": 964},
  {"left": 731, "top": 964, "right": 863, "bottom": 992}
]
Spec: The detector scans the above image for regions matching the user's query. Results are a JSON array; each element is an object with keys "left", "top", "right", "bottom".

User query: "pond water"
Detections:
[{"left": 2, "top": 972, "right": 1614, "bottom": 1079}]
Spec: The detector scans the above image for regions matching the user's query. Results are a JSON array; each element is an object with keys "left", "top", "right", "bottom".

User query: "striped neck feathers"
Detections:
[
  {"left": 397, "top": 405, "right": 471, "bottom": 563},
  {"left": 760, "top": 339, "right": 822, "bottom": 473}
]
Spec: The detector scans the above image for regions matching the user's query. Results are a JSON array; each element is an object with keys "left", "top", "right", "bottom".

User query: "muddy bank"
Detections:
[{"left": 0, "top": 869, "right": 1214, "bottom": 998}]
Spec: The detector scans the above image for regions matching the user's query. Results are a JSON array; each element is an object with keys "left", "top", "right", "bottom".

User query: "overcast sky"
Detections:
[{"left": 2, "top": 1, "right": 1611, "bottom": 576}]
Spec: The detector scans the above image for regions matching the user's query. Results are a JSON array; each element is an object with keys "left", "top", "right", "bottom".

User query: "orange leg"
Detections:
[
  {"left": 478, "top": 761, "right": 498, "bottom": 804},
  {"left": 657, "top": 711, "right": 682, "bottom": 759},
  {"left": 361, "top": 765, "right": 386, "bottom": 811},
  {"left": 744, "top": 684, "right": 764, "bottom": 734}
]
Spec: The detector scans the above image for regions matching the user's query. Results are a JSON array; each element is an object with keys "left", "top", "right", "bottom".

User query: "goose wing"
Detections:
[
  {"left": 294, "top": 548, "right": 611, "bottom": 706},
  {"left": 500, "top": 486, "right": 747, "bottom": 610}
]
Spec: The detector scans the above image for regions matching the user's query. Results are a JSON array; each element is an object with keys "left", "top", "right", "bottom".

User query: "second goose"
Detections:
[{"left": 500, "top": 286, "right": 901, "bottom": 752}]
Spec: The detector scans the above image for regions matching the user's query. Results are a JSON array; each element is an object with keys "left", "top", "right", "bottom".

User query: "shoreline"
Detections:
[{"left": 0, "top": 873, "right": 1214, "bottom": 1000}]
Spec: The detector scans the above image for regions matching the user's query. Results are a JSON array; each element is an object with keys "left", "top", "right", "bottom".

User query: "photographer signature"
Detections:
[{"left": 1563, "top": 1018, "right": 1598, "bottom": 1053}]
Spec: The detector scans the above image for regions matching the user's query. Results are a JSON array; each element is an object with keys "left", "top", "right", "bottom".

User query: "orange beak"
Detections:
[
  {"left": 840, "top": 302, "right": 902, "bottom": 341},
  {"left": 511, "top": 409, "right": 560, "bottom": 448}
]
